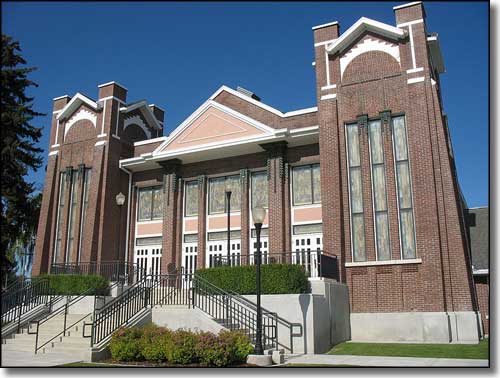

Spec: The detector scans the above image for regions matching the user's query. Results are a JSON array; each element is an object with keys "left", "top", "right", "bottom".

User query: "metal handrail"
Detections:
[
  {"left": 28, "top": 282, "right": 111, "bottom": 354},
  {"left": 1, "top": 279, "right": 51, "bottom": 332},
  {"left": 192, "top": 274, "right": 278, "bottom": 351},
  {"left": 50, "top": 261, "right": 144, "bottom": 285}
]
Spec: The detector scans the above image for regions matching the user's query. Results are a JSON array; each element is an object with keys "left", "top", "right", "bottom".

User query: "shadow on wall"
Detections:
[{"left": 299, "top": 294, "right": 311, "bottom": 354}]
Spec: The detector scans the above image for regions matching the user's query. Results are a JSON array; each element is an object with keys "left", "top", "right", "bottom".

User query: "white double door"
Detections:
[{"left": 134, "top": 245, "right": 162, "bottom": 278}]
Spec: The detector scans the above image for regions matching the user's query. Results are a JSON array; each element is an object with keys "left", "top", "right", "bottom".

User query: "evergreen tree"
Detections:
[{"left": 1, "top": 34, "right": 44, "bottom": 285}]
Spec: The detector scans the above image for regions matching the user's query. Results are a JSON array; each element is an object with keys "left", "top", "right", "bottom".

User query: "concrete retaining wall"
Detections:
[
  {"left": 152, "top": 307, "right": 225, "bottom": 334},
  {"left": 350, "top": 311, "right": 481, "bottom": 344}
]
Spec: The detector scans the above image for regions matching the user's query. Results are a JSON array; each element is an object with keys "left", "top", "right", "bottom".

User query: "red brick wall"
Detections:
[{"left": 475, "top": 275, "right": 489, "bottom": 335}]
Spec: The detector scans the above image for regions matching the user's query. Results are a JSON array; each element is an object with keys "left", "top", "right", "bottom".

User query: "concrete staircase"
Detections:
[{"left": 2, "top": 313, "right": 93, "bottom": 360}]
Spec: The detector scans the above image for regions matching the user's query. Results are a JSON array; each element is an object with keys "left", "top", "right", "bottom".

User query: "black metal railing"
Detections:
[
  {"left": 1, "top": 279, "right": 51, "bottom": 332},
  {"left": 27, "top": 281, "right": 121, "bottom": 354},
  {"left": 192, "top": 274, "right": 278, "bottom": 350},
  {"left": 50, "top": 261, "right": 144, "bottom": 285},
  {"left": 210, "top": 250, "right": 339, "bottom": 280}
]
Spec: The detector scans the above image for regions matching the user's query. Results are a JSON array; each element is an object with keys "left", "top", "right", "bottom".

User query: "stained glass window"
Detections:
[
  {"left": 53, "top": 172, "right": 66, "bottom": 263},
  {"left": 346, "top": 123, "right": 366, "bottom": 262},
  {"left": 66, "top": 170, "right": 78, "bottom": 263},
  {"left": 138, "top": 186, "right": 163, "bottom": 221},
  {"left": 369, "top": 120, "right": 390, "bottom": 261},
  {"left": 292, "top": 164, "right": 321, "bottom": 206},
  {"left": 392, "top": 116, "right": 416, "bottom": 259},
  {"left": 251, "top": 171, "right": 268, "bottom": 209},
  {"left": 208, "top": 175, "right": 241, "bottom": 214},
  {"left": 184, "top": 181, "right": 199, "bottom": 217},
  {"left": 77, "top": 168, "right": 91, "bottom": 263}
]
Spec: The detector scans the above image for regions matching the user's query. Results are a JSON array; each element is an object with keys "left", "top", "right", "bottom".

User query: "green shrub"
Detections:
[
  {"left": 140, "top": 325, "right": 173, "bottom": 363},
  {"left": 195, "top": 264, "right": 309, "bottom": 294},
  {"left": 167, "top": 329, "right": 199, "bottom": 365},
  {"left": 218, "top": 330, "right": 254, "bottom": 363},
  {"left": 109, "top": 327, "right": 143, "bottom": 361},
  {"left": 34, "top": 274, "right": 109, "bottom": 295},
  {"left": 108, "top": 325, "right": 253, "bottom": 367}
]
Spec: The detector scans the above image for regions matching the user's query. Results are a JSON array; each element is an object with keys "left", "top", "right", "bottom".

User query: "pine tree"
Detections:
[{"left": 1, "top": 34, "right": 45, "bottom": 284}]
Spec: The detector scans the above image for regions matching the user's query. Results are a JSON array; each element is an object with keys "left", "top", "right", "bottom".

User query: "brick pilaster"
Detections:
[
  {"left": 160, "top": 159, "right": 182, "bottom": 273},
  {"left": 197, "top": 175, "right": 207, "bottom": 269},
  {"left": 240, "top": 169, "right": 250, "bottom": 262}
]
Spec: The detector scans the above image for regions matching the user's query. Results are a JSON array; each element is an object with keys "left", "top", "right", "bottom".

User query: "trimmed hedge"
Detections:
[
  {"left": 195, "top": 263, "right": 309, "bottom": 294},
  {"left": 109, "top": 325, "right": 253, "bottom": 367},
  {"left": 34, "top": 274, "right": 110, "bottom": 295}
]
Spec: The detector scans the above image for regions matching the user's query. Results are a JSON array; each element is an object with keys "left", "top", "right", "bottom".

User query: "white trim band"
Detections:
[
  {"left": 48, "top": 150, "right": 59, "bottom": 156},
  {"left": 95, "top": 140, "right": 106, "bottom": 146},
  {"left": 97, "top": 133, "right": 107, "bottom": 138},
  {"left": 314, "top": 39, "right": 338, "bottom": 47},
  {"left": 321, "top": 84, "right": 337, "bottom": 91},
  {"left": 397, "top": 19, "right": 424, "bottom": 27},
  {"left": 53, "top": 95, "right": 70, "bottom": 101},
  {"left": 98, "top": 96, "right": 126, "bottom": 104},
  {"left": 320, "top": 93, "right": 337, "bottom": 100},
  {"left": 51, "top": 144, "right": 60, "bottom": 148},
  {"left": 346, "top": 258, "right": 422, "bottom": 267},
  {"left": 407, "top": 67, "right": 424, "bottom": 74},
  {"left": 407, "top": 76, "right": 425, "bottom": 84}
]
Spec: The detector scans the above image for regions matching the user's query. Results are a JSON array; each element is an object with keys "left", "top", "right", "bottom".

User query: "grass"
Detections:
[{"left": 327, "top": 338, "right": 489, "bottom": 360}]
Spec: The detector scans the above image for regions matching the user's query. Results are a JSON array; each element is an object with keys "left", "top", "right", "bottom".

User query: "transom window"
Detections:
[
  {"left": 292, "top": 164, "right": 321, "bottom": 206},
  {"left": 138, "top": 186, "right": 163, "bottom": 221}
]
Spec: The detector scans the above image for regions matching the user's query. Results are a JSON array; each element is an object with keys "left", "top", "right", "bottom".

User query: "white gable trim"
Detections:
[
  {"left": 340, "top": 37, "right": 401, "bottom": 79},
  {"left": 64, "top": 108, "right": 97, "bottom": 138},
  {"left": 124, "top": 114, "right": 152, "bottom": 139},
  {"left": 154, "top": 100, "right": 278, "bottom": 155},
  {"left": 326, "top": 17, "right": 407, "bottom": 56},
  {"left": 56, "top": 93, "right": 99, "bottom": 121},
  {"left": 120, "top": 101, "right": 162, "bottom": 130}
]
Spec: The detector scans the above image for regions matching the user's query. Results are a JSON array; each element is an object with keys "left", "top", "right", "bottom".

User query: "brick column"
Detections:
[
  {"left": 240, "top": 169, "right": 250, "bottom": 262},
  {"left": 32, "top": 154, "right": 59, "bottom": 275},
  {"left": 197, "top": 175, "right": 207, "bottom": 269},
  {"left": 160, "top": 159, "right": 182, "bottom": 273},
  {"left": 261, "top": 141, "right": 287, "bottom": 254}
]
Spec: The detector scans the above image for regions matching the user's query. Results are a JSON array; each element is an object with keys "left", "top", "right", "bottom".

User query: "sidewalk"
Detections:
[
  {"left": 283, "top": 354, "right": 489, "bottom": 367},
  {"left": 1, "top": 350, "right": 82, "bottom": 367}
]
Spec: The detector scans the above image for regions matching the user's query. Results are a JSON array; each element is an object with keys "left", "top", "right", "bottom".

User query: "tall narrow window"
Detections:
[
  {"left": 77, "top": 168, "right": 91, "bottom": 263},
  {"left": 137, "top": 186, "right": 163, "bottom": 221},
  {"left": 368, "top": 120, "right": 391, "bottom": 261},
  {"left": 208, "top": 175, "right": 241, "bottom": 215},
  {"left": 346, "top": 123, "right": 366, "bottom": 262},
  {"left": 392, "top": 116, "right": 416, "bottom": 259},
  {"left": 251, "top": 171, "right": 268, "bottom": 209},
  {"left": 66, "top": 170, "right": 78, "bottom": 263},
  {"left": 184, "top": 180, "right": 199, "bottom": 217},
  {"left": 53, "top": 172, "right": 66, "bottom": 263},
  {"left": 291, "top": 164, "right": 321, "bottom": 206}
]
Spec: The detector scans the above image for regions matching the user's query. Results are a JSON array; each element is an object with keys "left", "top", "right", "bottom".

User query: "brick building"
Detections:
[{"left": 32, "top": 2, "right": 483, "bottom": 343}]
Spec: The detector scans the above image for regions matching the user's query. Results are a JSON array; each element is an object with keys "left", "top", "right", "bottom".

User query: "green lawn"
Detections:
[
  {"left": 58, "top": 362, "right": 139, "bottom": 367},
  {"left": 327, "top": 338, "right": 489, "bottom": 360}
]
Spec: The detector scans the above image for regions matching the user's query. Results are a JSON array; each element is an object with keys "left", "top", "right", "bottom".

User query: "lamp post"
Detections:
[
  {"left": 116, "top": 192, "right": 126, "bottom": 281},
  {"left": 252, "top": 206, "right": 266, "bottom": 355},
  {"left": 225, "top": 182, "right": 232, "bottom": 266}
]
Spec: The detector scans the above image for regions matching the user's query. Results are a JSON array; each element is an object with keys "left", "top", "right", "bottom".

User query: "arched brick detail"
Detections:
[
  {"left": 342, "top": 50, "right": 401, "bottom": 85},
  {"left": 64, "top": 119, "right": 98, "bottom": 143},
  {"left": 123, "top": 123, "right": 148, "bottom": 143}
]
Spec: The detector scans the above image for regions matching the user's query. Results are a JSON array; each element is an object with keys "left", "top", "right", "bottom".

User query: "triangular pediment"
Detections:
[{"left": 155, "top": 101, "right": 276, "bottom": 154}]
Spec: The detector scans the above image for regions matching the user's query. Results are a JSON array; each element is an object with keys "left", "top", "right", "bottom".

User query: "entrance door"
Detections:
[{"left": 134, "top": 244, "right": 162, "bottom": 279}]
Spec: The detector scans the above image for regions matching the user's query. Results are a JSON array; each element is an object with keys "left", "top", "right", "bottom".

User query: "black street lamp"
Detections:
[
  {"left": 252, "top": 206, "right": 266, "bottom": 355},
  {"left": 225, "top": 182, "right": 232, "bottom": 266},
  {"left": 116, "top": 192, "right": 126, "bottom": 280}
]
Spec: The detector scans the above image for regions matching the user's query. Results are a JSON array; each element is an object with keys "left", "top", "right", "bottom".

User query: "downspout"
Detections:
[{"left": 119, "top": 163, "right": 133, "bottom": 281}]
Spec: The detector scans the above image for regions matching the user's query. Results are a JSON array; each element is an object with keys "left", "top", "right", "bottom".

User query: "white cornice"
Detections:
[
  {"left": 134, "top": 136, "right": 168, "bottom": 147},
  {"left": 393, "top": 1, "right": 422, "bottom": 11},
  {"left": 284, "top": 107, "right": 318, "bottom": 117},
  {"left": 56, "top": 93, "right": 99, "bottom": 121},
  {"left": 326, "top": 17, "right": 407, "bottom": 56},
  {"left": 312, "top": 21, "right": 338, "bottom": 31},
  {"left": 98, "top": 81, "right": 128, "bottom": 91}
]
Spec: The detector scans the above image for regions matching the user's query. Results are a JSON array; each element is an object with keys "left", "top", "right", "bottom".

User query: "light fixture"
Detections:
[
  {"left": 252, "top": 207, "right": 266, "bottom": 225},
  {"left": 116, "top": 192, "right": 126, "bottom": 206}
]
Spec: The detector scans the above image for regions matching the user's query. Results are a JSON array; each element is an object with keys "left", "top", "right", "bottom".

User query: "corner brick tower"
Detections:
[
  {"left": 312, "top": 1, "right": 478, "bottom": 337},
  {"left": 32, "top": 82, "right": 164, "bottom": 275}
]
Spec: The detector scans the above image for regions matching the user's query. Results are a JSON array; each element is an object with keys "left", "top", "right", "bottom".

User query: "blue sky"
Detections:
[{"left": 2, "top": 1, "right": 488, "bottom": 207}]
